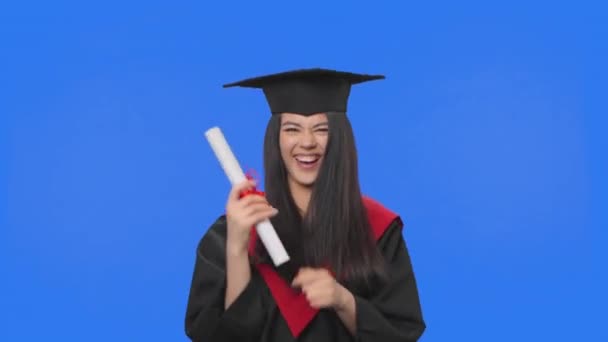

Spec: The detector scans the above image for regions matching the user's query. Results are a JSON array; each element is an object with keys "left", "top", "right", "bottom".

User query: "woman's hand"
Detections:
[
  {"left": 291, "top": 267, "right": 353, "bottom": 311},
  {"left": 292, "top": 267, "right": 358, "bottom": 335},
  {"left": 225, "top": 179, "right": 278, "bottom": 254}
]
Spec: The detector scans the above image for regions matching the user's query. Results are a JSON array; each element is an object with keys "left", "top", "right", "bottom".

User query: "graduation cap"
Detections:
[{"left": 222, "top": 68, "right": 385, "bottom": 115}]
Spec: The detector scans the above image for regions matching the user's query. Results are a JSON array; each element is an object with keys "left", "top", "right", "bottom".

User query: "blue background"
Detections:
[{"left": 2, "top": 1, "right": 606, "bottom": 341}]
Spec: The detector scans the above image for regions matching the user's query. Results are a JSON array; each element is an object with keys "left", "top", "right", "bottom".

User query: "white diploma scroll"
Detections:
[{"left": 204, "top": 127, "right": 290, "bottom": 266}]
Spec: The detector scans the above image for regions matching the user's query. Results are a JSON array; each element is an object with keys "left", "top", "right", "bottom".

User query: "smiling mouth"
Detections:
[{"left": 294, "top": 155, "right": 321, "bottom": 169}]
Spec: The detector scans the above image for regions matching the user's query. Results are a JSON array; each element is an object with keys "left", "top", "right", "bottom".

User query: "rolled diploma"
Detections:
[{"left": 204, "top": 126, "right": 290, "bottom": 266}]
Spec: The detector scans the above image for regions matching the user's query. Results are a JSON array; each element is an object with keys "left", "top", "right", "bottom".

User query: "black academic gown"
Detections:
[{"left": 184, "top": 198, "right": 426, "bottom": 342}]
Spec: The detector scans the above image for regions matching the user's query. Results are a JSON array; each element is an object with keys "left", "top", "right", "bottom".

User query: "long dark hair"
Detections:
[{"left": 254, "top": 112, "right": 386, "bottom": 291}]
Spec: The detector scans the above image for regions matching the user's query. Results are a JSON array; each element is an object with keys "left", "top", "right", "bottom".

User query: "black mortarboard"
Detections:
[{"left": 222, "top": 68, "right": 385, "bottom": 115}]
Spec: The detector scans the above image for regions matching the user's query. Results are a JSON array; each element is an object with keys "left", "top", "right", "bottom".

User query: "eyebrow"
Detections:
[{"left": 281, "top": 121, "right": 329, "bottom": 128}]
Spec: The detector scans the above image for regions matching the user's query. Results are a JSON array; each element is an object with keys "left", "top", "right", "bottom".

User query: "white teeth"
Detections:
[{"left": 295, "top": 155, "right": 319, "bottom": 163}]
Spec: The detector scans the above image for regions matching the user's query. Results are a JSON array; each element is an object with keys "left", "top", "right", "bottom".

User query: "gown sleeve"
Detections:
[
  {"left": 184, "top": 216, "right": 268, "bottom": 342},
  {"left": 354, "top": 219, "right": 426, "bottom": 342}
]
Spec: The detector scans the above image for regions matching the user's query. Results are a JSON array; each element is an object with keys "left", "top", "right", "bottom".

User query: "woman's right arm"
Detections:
[
  {"left": 184, "top": 180, "right": 278, "bottom": 342},
  {"left": 224, "top": 242, "right": 253, "bottom": 309},
  {"left": 223, "top": 179, "right": 277, "bottom": 310},
  {"left": 184, "top": 219, "right": 262, "bottom": 342}
]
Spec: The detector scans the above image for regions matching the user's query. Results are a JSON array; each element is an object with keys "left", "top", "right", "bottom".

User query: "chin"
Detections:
[
  {"left": 299, "top": 180, "right": 316, "bottom": 188},
  {"left": 289, "top": 173, "right": 318, "bottom": 188},
  {"left": 295, "top": 178, "right": 316, "bottom": 188}
]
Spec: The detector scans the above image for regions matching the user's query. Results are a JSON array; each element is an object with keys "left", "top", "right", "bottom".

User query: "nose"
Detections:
[{"left": 300, "top": 129, "right": 317, "bottom": 148}]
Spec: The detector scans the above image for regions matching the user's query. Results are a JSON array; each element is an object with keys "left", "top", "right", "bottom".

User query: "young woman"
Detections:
[{"left": 184, "top": 68, "right": 426, "bottom": 341}]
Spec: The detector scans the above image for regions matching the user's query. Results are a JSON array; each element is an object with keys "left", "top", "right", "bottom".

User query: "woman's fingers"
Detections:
[
  {"left": 251, "top": 207, "right": 279, "bottom": 225},
  {"left": 237, "top": 194, "right": 270, "bottom": 208},
  {"left": 242, "top": 201, "right": 274, "bottom": 215},
  {"left": 227, "top": 179, "right": 257, "bottom": 203}
]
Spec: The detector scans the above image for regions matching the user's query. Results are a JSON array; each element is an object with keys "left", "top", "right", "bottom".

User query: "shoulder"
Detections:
[
  {"left": 195, "top": 215, "right": 228, "bottom": 260},
  {"left": 362, "top": 195, "right": 404, "bottom": 240}
]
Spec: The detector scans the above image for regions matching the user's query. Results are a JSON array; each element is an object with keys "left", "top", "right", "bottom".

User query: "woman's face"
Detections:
[{"left": 279, "top": 112, "right": 329, "bottom": 189}]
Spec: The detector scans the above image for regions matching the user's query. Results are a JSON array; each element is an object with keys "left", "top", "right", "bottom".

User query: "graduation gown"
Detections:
[{"left": 184, "top": 197, "right": 426, "bottom": 341}]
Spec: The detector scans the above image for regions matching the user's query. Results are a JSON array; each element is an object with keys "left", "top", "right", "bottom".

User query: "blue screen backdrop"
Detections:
[{"left": 2, "top": 1, "right": 606, "bottom": 341}]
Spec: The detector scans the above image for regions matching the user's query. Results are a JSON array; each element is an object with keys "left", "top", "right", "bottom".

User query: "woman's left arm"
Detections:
[
  {"left": 292, "top": 220, "right": 425, "bottom": 341},
  {"left": 352, "top": 221, "right": 426, "bottom": 342},
  {"left": 334, "top": 283, "right": 357, "bottom": 335}
]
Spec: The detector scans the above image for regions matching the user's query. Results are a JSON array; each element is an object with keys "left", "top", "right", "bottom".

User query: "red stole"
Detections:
[{"left": 247, "top": 196, "right": 399, "bottom": 338}]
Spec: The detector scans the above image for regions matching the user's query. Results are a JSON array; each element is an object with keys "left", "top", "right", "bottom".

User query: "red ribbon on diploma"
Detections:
[{"left": 238, "top": 169, "right": 265, "bottom": 199}]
